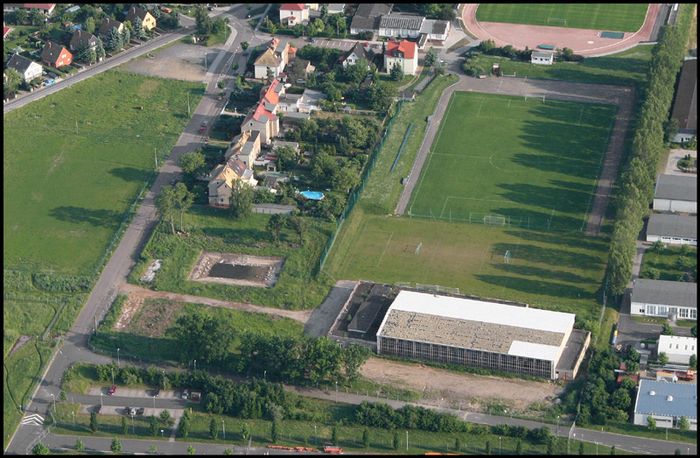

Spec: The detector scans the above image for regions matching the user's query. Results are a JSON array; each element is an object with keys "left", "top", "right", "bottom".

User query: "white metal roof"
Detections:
[
  {"left": 658, "top": 335, "right": 698, "bottom": 357},
  {"left": 507, "top": 340, "right": 561, "bottom": 362},
  {"left": 381, "top": 290, "right": 575, "bottom": 334}
]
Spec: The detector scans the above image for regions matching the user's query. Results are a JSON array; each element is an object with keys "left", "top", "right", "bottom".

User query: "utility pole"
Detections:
[{"left": 406, "top": 431, "right": 408, "bottom": 451}]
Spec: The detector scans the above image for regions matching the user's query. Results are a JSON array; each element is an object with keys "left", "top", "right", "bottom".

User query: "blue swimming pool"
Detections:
[{"left": 299, "top": 190, "right": 325, "bottom": 201}]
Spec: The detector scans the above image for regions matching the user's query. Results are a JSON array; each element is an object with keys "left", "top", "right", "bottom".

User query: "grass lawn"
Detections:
[
  {"left": 130, "top": 205, "right": 335, "bottom": 310},
  {"left": 475, "top": 3, "right": 648, "bottom": 32},
  {"left": 90, "top": 296, "right": 305, "bottom": 365},
  {"left": 467, "top": 45, "right": 654, "bottom": 90},
  {"left": 639, "top": 245, "right": 697, "bottom": 282},
  {"left": 407, "top": 92, "right": 617, "bottom": 232},
  {"left": 3, "top": 69, "right": 204, "bottom": 449},
  {"left": 325, "top": 74, "right": 608, "bottom": 330}
]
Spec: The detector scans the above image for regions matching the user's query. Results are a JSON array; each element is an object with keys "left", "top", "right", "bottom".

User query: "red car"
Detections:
[
  {"left": 198, "top": 121, "right": 208, "bottom": 134},
  {"left": 107, "top": 385, "right": 117, "bottom": 395}
]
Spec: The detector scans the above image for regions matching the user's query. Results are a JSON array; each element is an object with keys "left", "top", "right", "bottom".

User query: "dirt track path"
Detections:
[
  {"left": 118, "top": 283, "right": 312, "bottom": 324},
  {"left": 462, "top": 3, "right": 661, "bottom": 57}
]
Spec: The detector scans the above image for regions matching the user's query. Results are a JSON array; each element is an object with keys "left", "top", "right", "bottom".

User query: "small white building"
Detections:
[
  {"left": 6, "top": 53, "right": 43, "bottom": 83},
  {"left": 633, "top": 379, "right": 697, "bottom": 430},
  {"left": 531, "top": 51, "right": 554, "bottom": 65},
  {"left": 653, "top": 174, "right": 697, "bottom": 214},
  {"left": 279, "top": 3, "right": 309, "bottom": 26},
  {"left": 384, "top": 39, "right": 418, "bottom": 76},
  {"left": 657, "top": 335, "right": 697, "bottom": 365},
  {"left": 646, "top": 213, "right": 697, "bottom": 246},
  {"left": 630, "top": 279, "right": 697, "bottom": 321}
]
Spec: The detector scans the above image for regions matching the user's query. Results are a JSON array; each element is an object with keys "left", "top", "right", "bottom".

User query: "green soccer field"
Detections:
[
  {"left": 407, "top": 92, "right": 617, "bottom": 232},
  {"left": 475, "top": 3, "right": 648, "bottom": 32}
]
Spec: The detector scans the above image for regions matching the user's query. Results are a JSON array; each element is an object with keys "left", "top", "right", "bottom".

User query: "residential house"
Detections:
[
  {"left": 384, "top": 39, "right": 418, "bottom": 76},
  {"left": 350, "top": 3, "right": 392, "bottom": 35},
  {"left": 98, "top": 17, "right": 124, "bottom": 39},
  {"left": 340, "top": 41, "right": 371, "bottom": 68},
  {"left": 327, "top": 3, "right": 345, "bottom": 15},
  {"left": 279, "top": 3, "right": 309, "bottom": 26},
  {"left": 208, "top": 159, "right": 258, "bottom": 207},
  {"left": 40, "top": 41, "right": 72, "bottom": 68},
  {"left": 670, "top": 59, "right": 697, "bottom": 143},
  {"left": 6, "top": 53, "right": 43, "bottom": 82},
  {"left": 286, "top": 57, "right": 315, "bottom": 84},
  {"left": 420, "top": 18, "right": 450, "bottom": 42},
  {"left": 633, "top": 379, "right": 697, "bottom": 430},
  {"left": 236, "top": 131, "right": 262, "bottom": 168},
  {"left": 69, "top": 29, "right": 98, "bottom": 52},
  {"left": 3, "top": 26, "right": 12, "bottom": 40},
  {"left": 125, "top": 6, "right": 157, "bottom": 32},
  {"left": 657, "top": 335, "right": 697, "bottom": 365},
  {"left": 630, "top": 279, "right": 697, "bottom": 321},
  {"left": 254, "top": 37, "right": 295, "bottom": 79},
  {"left": 653, "top": 174, "right": 697, "bottom": 214},
  {"left": 242, "top": 102, "right": 279, "bottom": 145},
  {"left": 531, "top": 51, "right": 554, "bottom": 65},
  {"left": 4, "top": 3, "right": 56, "bottom": 16},
  {"left": 646, "top": 213, "right": 697, "bottom": 246}
]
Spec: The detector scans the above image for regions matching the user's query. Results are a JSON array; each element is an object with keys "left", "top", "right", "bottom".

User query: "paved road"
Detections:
[
  {"left": 4, "top": 5, "right": 259, "bottom": 455},
  {"left": 3, "top": 18, "right": 196, "bottom": 114}
]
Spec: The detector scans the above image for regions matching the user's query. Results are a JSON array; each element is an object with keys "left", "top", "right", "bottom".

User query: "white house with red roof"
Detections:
[
  {"left": 384, "top": 39, "right": 418, "bottom": 75},
  {"left": 242, "top": 80, "right": 285, "bottom": 145},
  {"left": 279, "top": 3, "right": 309, "bottom": 26},
  {"left": 3, "top": 25, "right": 12, "bottom": 40}
]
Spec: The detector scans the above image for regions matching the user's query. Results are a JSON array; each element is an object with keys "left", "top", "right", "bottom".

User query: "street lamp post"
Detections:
[
  {"left": 556, "top": 415, "right": 560, "bottom": 436},
  {"left": 335, "top": 381, "right": 338, "bottom": 403},
  {"left": 111, "top": 367, "right": 114, "bottom": 386},
  {"left": 499, "top": 436, "right": 502, "bottom": 455},
  {"left": 161, "top": 429, "right": 164, "bottom": 438},
  {"left": 194, "top": 359, "right": 197, "bottom": 371},
  {"left": 117, "top": 347, "right": 120, "bottom": 367},
  {"left": 406, "top": 431, "right": 409, "bottom": 451},
  {"left": 50, "top": 393, "right": 56, "bottom": 412},
  {"left": 314, "top": 425, "right": 317, "bottom": 444},
  {"left": 131, "top": 413, "right": 135, "bottom": 434},
  {"left": 222, "top": 419, "right": 225, "bottom": 440},
  {"left": 264, "top": 370, "right": 266, "bottom": 381},
  {"left": 595, "top": 441, "right": 598, "bottom": 455},
  {"left": 153, "top": 395, "right": 156, "bottom": 410}
]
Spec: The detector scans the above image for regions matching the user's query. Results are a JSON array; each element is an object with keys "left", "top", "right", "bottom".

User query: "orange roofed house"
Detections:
[
  {"left": 241, "top": 79, "right": 287, "bottom": 144},
  {"left": 41, "top": 41, "right": 72, "bottom": 68},
  {"left": 384, "top": 39, "right": 417, "bottom": 75}
]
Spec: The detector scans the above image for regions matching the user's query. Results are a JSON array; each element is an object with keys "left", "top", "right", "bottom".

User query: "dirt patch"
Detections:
[
  {"left": 125, "top": 298, "right": 184, "bottom": 337},
  {"left": 360, "top": 356, "right": 563, "bottom": 412},
  {"left": 114, "top": 294, "right": 144, "bottom": 331},
  {"left": 124, "top": 42, "right": 208, "bottom": 82},
  {"left": 136, "top": 79, "right": 161, "bottom": 98},
  {"left": 8, "top": 335, "right": 32, "bottom": 358},
  {"left": 189, "top": 252, "right": 285, "bottom": 288}
]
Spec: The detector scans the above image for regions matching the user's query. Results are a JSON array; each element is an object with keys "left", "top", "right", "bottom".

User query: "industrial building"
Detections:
[
  {"left": 646, "top": 213, "right": 697, "bottom": 246},
  {"left": 633, "top": 379, "right": 697, "bottom": 430},
  {"left": 657, "top": 335, "right": 697, "bottom": 365},
  {"left": 653, "top": 174, "right": 697, "bottom": 214},
  {"left": 375, "top": 290, "right": 589, "bottom": 380},
  {"left": 630, "top": 279, "right": 697, "bottom": 320}
]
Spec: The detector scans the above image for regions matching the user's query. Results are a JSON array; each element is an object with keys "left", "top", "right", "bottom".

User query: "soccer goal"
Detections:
[
  {"left": 546, "top": 17, "right": 567, "bottom": 26},
  {"left": 483, "top": 215, "right": 508, "bottom": 226}
]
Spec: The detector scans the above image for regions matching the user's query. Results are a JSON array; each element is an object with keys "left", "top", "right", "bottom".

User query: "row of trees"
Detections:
[
  {"left": 605, "top": 5, "right": 693, "bottom": 296},
  {"left": 195, "top": 5, "right": 227, "bottom": 38},
  {"left": 264, "top": 6, "right": 347, "bottom": 38}
]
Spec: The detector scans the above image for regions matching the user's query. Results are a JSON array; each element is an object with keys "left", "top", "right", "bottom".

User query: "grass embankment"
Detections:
[
  {"left": 468, "top": 45, "right": 653, "bottom": 90},
  {"left": 325, "top": 74, "right": 608, "bottom": 328},
  {"left": 129, "top": 206, "right": 335, "bottom": 310},
  {"left": 475, "top": 3, "right": 648, "bottom": 32},
  {"left": 3, "top": 70, "right": 204, "bottom": 449}
]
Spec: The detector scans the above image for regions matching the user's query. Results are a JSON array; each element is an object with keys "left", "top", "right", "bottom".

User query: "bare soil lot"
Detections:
[
  {"left": 189, "top": 252, "right": 285, "bottom": 287},
  {"left": 125, "top": 42, "right": 209, "bottom": 82},
  {"left": 360, "top": 357, "right": 563, "bottom": 413}
]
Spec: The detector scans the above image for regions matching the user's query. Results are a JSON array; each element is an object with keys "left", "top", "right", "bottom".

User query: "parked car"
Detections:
[
  {"left": 124, "top": 406, "right": 137, "bottom": 416},
  {"left": 94, "top": 405, "right": 102, "bottom": 414},
  {"left": 198, "top": 121, "right": 208, "bottom": 133},
  {"left": 107, "top": 385, "right": 117, "bottom": 395},
  {"left": 181, "top": 389, "right": 189, "bottom": 400},
  {"left": 136, "top": 407, "right": 145, "bottom": 416}
]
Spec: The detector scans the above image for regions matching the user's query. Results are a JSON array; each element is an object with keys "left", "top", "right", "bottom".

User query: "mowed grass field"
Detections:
[
  {"left": 325, "top": 77, "right": 609, "bottom": 330},
  {"left": 3, "top": 70, "right": 203, "bottom": 448},
  {"left": 475, "top": 3, "right": 648, "bottom": 32},
  {"left": 408, "top": 92, "right": 617, "bottom": 232}
]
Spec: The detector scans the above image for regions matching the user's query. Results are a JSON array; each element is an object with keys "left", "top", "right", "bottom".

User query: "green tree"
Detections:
[
  {"left": 675, "top": 449, "right": 682, "bottom": 455},
  {"left": 664, "top": 117, "right": 680, "bottom": 143},
  {"left": 160, "top": 409, "right": 172, "bottom": 426},
  {"left": 485, "top": 440, "right": 491, "bottom": 455},
  {"left": 368, "top": 81, "right": 397, "bottom": 112},
  {"left": 658, "top": 352, "right": 669, "bottom": 365},
  {"left": 286, "top": 215, "right": 307, "bottom": 245},
  {"left": 32, "top": 443, "right": 50, "bottom": 455},
  {"left": 241, "top": 41, "right": 249, "bottom": 50},
  {"left": 647, "top": 415, "right": 657, "bottom": 430},
  {"left": 271, "top": 418, "right": 279, "bottom": 443},
  {"left": 90, "top": 411, "right": 98, "bottom": 432},
  {"left": 14, "top": 8, "right": 28, "bottom": 25},
  {"left": 610, "top": 445, "right": 616, "bottom": 455},
  {"left": 276, "top": 145, "right": 299, "bottom": 171},
  {"left": 393, "top": 431, "right": 400, "bottom": 450},
  {"left": 224, "top": 449, "right": 233, "bottom": 455},
  {"left": 156, "top": 185, "right": 178, "bottom": 234},
  {"left": 195, "top": 6, "right": 212, "bottom": 35},
  {"left": 611, "top": 388, "right": 631, "bottom": 411},
  {"left": 95, "top": 37, "right": 106, "bottom": 61},
  {"left": 179, "top": 415, "right": 190, "bottom": 438},
  {"left": 133, "top": 17, "right": 146, "bottom": 39},
  {"left": 643, "top": 267, "right": 661, "bottom": 279},
  {"left": 173, "top": 182, "right": 194, "bottom": 232},
  {"left": 579, "top": 441, "right": 585, "bottom": 455},
  {"left": 173, "top": 309, "right": 234, "bottom": 365},
  {"left": 105, "top": 26, "right": 122, "bottom": 52},
  {"left": 240, "top": 423, "right": 250, "bottom": 443},
  {"left": 111, "top": 438, "right": 122, "bottom": 453},
  {"left": 342, "top": 343, "right": 370, "bottom": 381},
  {"left": 515, "top": 440, "right": 522, "bottom": 455},
  {"left": 362, "top": 427, "right": 370, "bottom": 448},
  {"left": 149, "top": 445, "right": 158, "bottom": 454},
  {"left": 122, "top": 415, "right": 129, "bottom": 434},
  {"left": 546, "top": 439, "right": 554, "bottom": 455},
  {"left": 28, "top": 9, "right": 44, "bottom": 26},
  {"left": 209, "top": 417, "right": 219, "bottom": 439},
  {"left": 122, "top": 25, "right": 131, "bottom": 46},
  {"left": 187, "top": 445, "right": 196, "bottom": 455},
  {"left": 85, "top": 16, "right": 96, "bottom": 33},
  {"left": 149, "top": 415, "right": 158, "bottom": 436},
  {"left": 229, "top": 180, "right": 254, "bottom": 219},
  {"left": 455, "top": 437, "right": 462, "bottom": 452},
  {"left": 331, "top": 424, "right": 338, "bottom": 445},
  {"left": 689, "top": 354, "right": 697, "bottom": 370},
  {"left": 424, "top": 48, "right": 437, "bottom": 67},
  {"left": 661, "top": 322, "right": 674, "bottom": 336},
  {"left": 3, "top": 68, "right": 22, "bottom": 99},
  {"left": 267, "top": 213, "right": 285, "bottom": 243},
  {"left": 75, "top": 439, "right": 85, "bottom": 452},
  {"left": 390, "top": 62, "right": 404, "bottom": 81},
  {"left": 678, "top": 416, "right": 689, "bottom": 431}
]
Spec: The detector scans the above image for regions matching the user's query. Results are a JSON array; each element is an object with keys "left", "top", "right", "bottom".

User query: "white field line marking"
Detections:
[{"left": 375, "top": 232, "right": 394, "bottom": 268}]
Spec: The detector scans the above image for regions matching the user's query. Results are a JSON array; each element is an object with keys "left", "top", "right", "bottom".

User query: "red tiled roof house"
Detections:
[
  {"left": 41, "top": 41, "right": 72, "bottom": 68},
  {"left": 279, "top": 3, "right": 309, "bottom": 26},
  {"left": 384, "top": 39, "right": 418, "bottom": 76}
]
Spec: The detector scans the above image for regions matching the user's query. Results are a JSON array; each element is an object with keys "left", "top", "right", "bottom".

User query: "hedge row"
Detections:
[
  {"left": 32, "top": 272, "right": 92, "bottom": 292},
  {"left": 605, "top": 5, "right": 693, "bottom": 296}
]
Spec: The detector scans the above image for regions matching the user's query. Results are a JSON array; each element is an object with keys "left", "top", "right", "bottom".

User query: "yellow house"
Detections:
[{"left": 126, "top": 6, "right": 157, "bottom": 32}]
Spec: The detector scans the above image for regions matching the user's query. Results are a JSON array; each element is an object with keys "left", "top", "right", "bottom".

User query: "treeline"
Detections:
[
  {"left": 353, "top": 401, "right": 555, "bottom": 444},
  {"left": 462, "top": 40, "right": 582, "bottom": 76},
  {"left": 238, "top": 333, "right": 371, "bottom": 386},
  {"left": 606, "top": 4, "right": 693, "bottom": 296}
]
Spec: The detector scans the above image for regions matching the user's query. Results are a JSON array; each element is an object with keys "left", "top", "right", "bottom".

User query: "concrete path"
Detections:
[
  {"left": 304, "top": 281, "right": 358, "bottom": 337},
  {"left": 664, "top": 148, "right": 697, "bottom": 175}
]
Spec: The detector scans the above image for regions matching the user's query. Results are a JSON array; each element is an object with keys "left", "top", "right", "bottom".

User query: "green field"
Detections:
[
  {"left": 408, "top": 92, "right": 617, "bottom": 232},
  {"left": 640, "top": 245, "right": 697, "bottom": 282},
  {"left": 475, "top": 3, "right": 648, "bottom": 32},
  {"left": 3, "top": 70, "right": 204, "bottom": 449}
]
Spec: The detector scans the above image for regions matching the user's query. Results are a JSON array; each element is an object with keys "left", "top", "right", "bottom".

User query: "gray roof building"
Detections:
[
  {"left": 69, "top": 29, "right": 98, "bottom": 51},
  {"left": 350, "top": 3, "right": 392, "bottom": 33},
  {"left": 420, "top": 18, "right": 449, "bottom": 36},
  {"left": 634, "top": 379, "right": 697, "bottom": 419},
  {"left": 6, "top": 53, "right": 36, "bottom": 73},
  {"left": 670, "top": 59, "right": 697, "bottom": 133},
  {"left": 647, "top": 213, "right": 697, "bottom": 240},
  {"left": 654, "top": 174, "right": 697, "bottom": 202},
  {"left": 631, "top": 279, "right": 697, "bottom": 309},
  {"left": 379, "top": 13, "right": 424, "bottom": 31}
]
